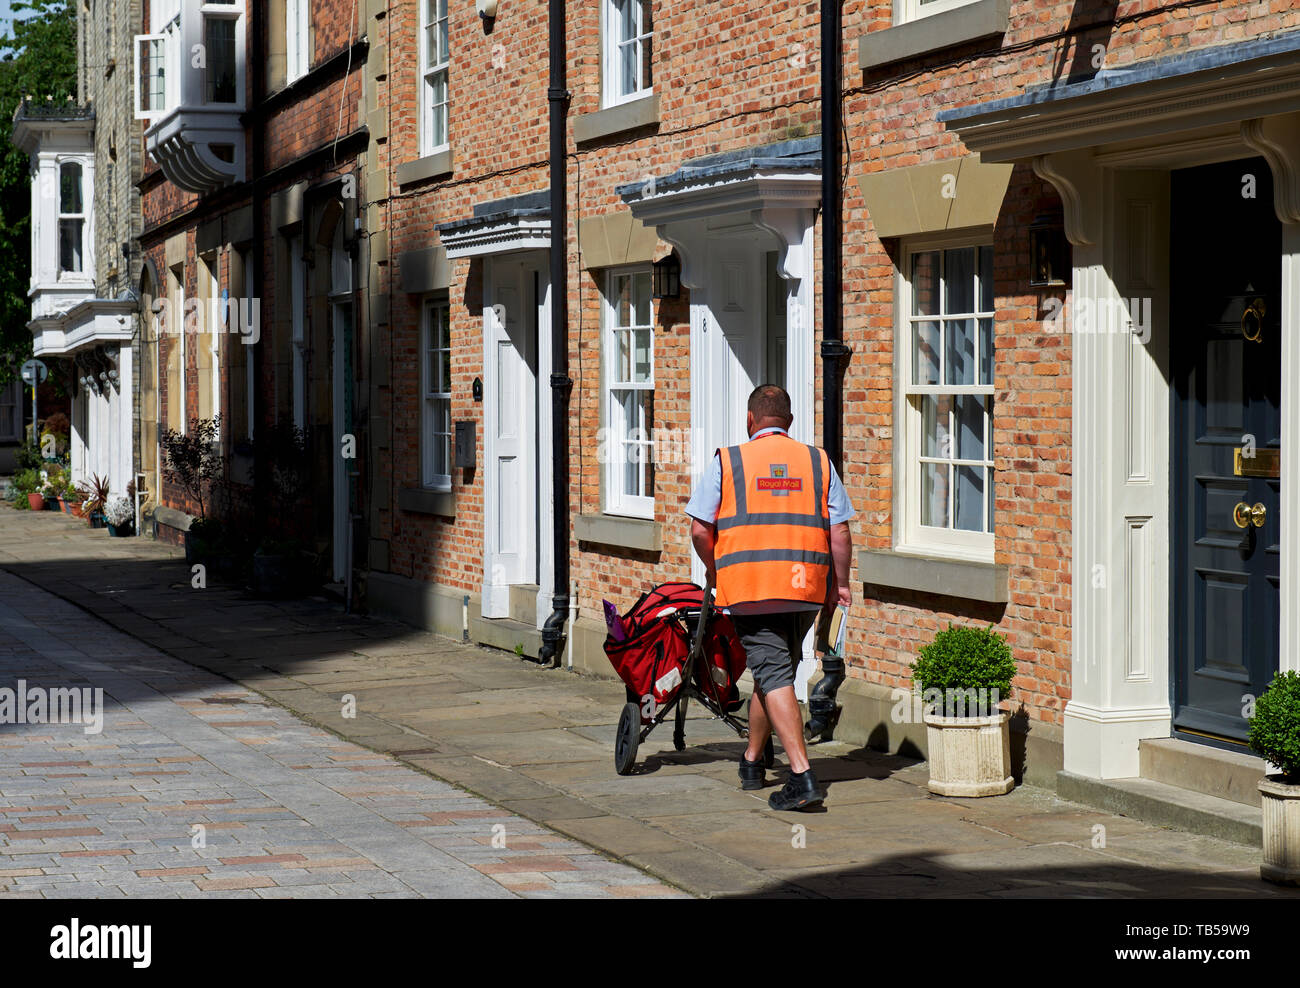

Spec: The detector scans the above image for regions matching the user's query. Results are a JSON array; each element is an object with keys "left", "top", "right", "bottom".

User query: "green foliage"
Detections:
[
  {"left": 14, "top": 441, "right": 40, "bottom": 470},
  {"left": 911, "top": 624, "right": 1017, "bottom": 708},
  {"left": 1249, "top": 671, "right": 1300, "bottom": 783},
  {"left": 0, "top": 1, "right": 77, "bottom": 386},
  {"left": 11, "top": 466, "right": 40, "bottom": 495},
  {"left": 77, "top": 471, "right": 110, "bottom": 515},
  {"left": 160, "top": 416, "right": 224, "bottom": 519}
]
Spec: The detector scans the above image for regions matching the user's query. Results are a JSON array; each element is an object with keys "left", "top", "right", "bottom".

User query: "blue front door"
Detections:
[{"left": 1171, "top": 157, "right": 1282, "bottom": 745}]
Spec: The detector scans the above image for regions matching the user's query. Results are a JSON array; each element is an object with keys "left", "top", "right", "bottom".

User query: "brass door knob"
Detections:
[
  {"left": 1232, "top": 501, "right": 1266, "bottom": 528},
  {"left": 1241, "top": 298, "right": 1266, "bottom": 342}
]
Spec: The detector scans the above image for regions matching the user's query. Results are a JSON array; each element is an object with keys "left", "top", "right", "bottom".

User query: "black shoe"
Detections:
[
  {"left": 738, "top": 754, "right": 765, "bottom": 791},
  {"left": 768, "top": 769, "right": 825, "bottom": 810}
]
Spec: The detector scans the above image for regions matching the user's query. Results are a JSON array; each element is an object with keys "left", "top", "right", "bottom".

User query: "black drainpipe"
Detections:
[
  {"left": 820, "top": 0, "right": 848, "bottom": 468},
  {"left": 807, "top": 0, "right": 849, "bottom": 742},
  {"left": 537, "top": 0, "right": 571, "bottom": 668},
  {"left": 250, "top": 0, "right": 268, "bottom": 541}
]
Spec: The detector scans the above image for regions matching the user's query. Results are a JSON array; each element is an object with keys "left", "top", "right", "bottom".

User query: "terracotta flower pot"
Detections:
[
  {"left": 923, "top": 709, "right": 1015, "bottom": 797},
  {"left": 26, "top": 493, "right": 44, "bottom": 510}
]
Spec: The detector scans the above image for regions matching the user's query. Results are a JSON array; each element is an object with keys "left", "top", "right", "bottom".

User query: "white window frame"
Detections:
[
  {"left": 603, "top": 266, "right": 655, "bottom": 519},
  {"left": 133, "top": 33, "right": 169, "bottom": 121},
  {"left": 172, "top": 265, "right": 188, "bottom": 436},
  {"left": 602, "top": 0, "right": 653, "bottom": 109},
  {"left": 896, "top": 233, "right": 996, "bottom": 561},
  {"left": 286, "top": 0, "right": 309, "bottom": 83},
  {"left": 202, "top": 252, "right": 221, "bottom": 427},
  {"left": 897, "top": 0, "right": 981, "bottom": 24},
  {"left": 421, "top": 297, "right": 452, "bottom": 492},
  {"left": 289, "top": 234, "right": 306, "bottom": 430},
  {"left": 419, "top": 0, "right": 450, "bottom": 156},
  {"left": 202, "top": 3, "right": 241, "bottom": 106},
  {"left": 57, "top": 161, "right": 86, "bottom": 276}
]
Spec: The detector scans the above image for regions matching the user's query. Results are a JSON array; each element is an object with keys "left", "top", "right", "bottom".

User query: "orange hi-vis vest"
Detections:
[{"left": 714, "top": 431, "right": 833, "bottom": 609}]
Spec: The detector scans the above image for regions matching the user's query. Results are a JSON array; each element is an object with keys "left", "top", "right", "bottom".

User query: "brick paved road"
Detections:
[{"left": 0, "top": 571, "right": 686, "bottom": 899}]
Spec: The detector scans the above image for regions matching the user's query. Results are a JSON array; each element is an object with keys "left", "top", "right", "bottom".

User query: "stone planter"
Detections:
[
  {"left": 252, "top": 551, "right": 297, "bottom": 597},
  {"left": 1259, "top": 776, "right": 1300, "bottom": 886},
  {"left": 923, "top": 710, "right": 1015, "bottom": 797}
]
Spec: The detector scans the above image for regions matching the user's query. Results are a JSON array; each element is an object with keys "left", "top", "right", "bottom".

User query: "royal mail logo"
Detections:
[{"left": 756, "top": 464, "right": 802, "bottom": 493}]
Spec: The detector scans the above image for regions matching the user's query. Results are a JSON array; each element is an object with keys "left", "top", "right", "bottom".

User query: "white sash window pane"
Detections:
[
  {"left": 945, "top": 317, "right": 975, "bottom": 385},
  {"left": 913, "top": 319, "right": 940, "bottom": 384},
  {"left": 954, "top": 465, "right": 984, "bottom": 532},
  {"left": 921, "top": 462, "right": 949, "bottom": 528}
]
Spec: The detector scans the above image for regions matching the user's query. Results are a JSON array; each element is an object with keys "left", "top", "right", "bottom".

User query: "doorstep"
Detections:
[
  {"left": 1056, "top": 771, "right": 1263, "bottom": 847},
  {"left": 470, "top": 613, "right": 543, "bottom": 660}
]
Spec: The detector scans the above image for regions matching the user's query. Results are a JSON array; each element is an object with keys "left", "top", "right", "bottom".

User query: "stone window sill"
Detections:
[
  {"left": 574, "top": 94, "right": 660, "bottom": 146},
  {"left": 858, "top": 0, "right": 1010, "bottom": 71},
  {"left": 574, "top": 512, "right": 661, "bottom": 552},
  {"left": 396, "top": 148, "right": 454, "bottom": 188},
  {"left": 398, "top": 487, "right": 455, "bottom": 518},
  {"left": 858, "top": 547, "right": 1008, "bottom": 603}
]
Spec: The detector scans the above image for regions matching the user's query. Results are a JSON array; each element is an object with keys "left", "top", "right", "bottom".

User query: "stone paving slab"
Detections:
[
  {"left": 2, "top": 507, "right": 1299, "bottom": 899},
  {"left": 0, "top": 563, "right": 683, "bottom": 899}
]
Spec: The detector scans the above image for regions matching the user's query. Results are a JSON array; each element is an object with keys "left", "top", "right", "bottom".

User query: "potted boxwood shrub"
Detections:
[
  {"left": 1249, "top": 670, "right": 1300, "bottom": 886},
  {"left": 911, "top": 624, "right": 1017, "bottom": 797}
]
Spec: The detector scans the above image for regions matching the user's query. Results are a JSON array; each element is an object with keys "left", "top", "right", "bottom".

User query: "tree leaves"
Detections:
[{"left": 0, "top": 0, "right": 76, "bottom": 386}]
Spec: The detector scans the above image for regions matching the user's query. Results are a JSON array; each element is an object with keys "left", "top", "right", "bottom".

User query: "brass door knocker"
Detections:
[{"left": 1241, "top": 298, "right": 1266, "bottom": 342}]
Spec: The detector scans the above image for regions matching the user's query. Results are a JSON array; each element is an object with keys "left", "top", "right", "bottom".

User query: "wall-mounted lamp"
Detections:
[
  {"left": 477, "top": 0, "right": 499, "bottom": 20},
  {"left": 652, "top": 251, "right": 681, "bottom": 301},
  {"left": 1029, "top": 215, "right": 1069, "bottom": 288}
]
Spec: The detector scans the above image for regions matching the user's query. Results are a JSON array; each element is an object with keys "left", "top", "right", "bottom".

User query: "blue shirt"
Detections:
[{"left": 684, "top": 428, "right": 856, "bottom": 526}]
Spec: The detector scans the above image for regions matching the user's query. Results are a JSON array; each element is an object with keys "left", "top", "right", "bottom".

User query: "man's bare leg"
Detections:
[
  {"left": 745, "top": 688, "right": 771, "bottom": 763},
  {"left": 757, "top": 685, "right": 811, "bottom": 774}
]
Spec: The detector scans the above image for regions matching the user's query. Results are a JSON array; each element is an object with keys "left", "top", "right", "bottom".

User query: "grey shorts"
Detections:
[{"left": 730, "top": 611, "right": 818, "bottom": 694}]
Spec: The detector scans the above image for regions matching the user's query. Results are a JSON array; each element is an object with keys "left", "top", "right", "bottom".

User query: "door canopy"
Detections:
[{"left": 617, "top": 137, "right": 822, "bottom": 287}]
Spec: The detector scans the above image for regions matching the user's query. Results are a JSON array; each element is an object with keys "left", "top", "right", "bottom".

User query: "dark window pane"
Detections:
[
  {"left": 206, "top": 18, "right": 236, "bottom": 103},
  {"left": 945, "top": 318, "right": 975, "bottom": 385},
  {"left": 60, "top": 163, "right": 82, "bottom": 213},
  {"left": 944, "top": 247, "right": 974, "bottom": 315}
]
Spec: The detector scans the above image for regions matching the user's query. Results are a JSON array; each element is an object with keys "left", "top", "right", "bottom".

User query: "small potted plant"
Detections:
[
  {"left": 79, "top": 473, "right": 112, "bottom": 528},
  {"left": 12, "top": 468, "right": 44, "bottom": 511},
  {"left": 41, "top": 474, "right": 61, "bottom": 510},
  {"left": 104, "top": 495, "right": 135, "bottom": 537},
  {"left": 911, "top": 624, "right": 1017, "bottom": 797},
  {"left": 1249, "top": 670, "right": 1300, "bottom": 886}
]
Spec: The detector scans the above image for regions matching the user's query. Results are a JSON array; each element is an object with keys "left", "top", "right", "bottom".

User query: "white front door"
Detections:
[
  {"left": 482, "top": 254, "right": 549, "bottom": 619},
  {"left": 691, "top": 242, "right": 765, "bottom": 587}
]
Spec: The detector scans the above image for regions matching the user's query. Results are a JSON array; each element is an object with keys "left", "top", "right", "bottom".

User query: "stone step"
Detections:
[
  {"left": 508, "top": 583, "right": 540, "bottom": 626},
  {"left": 470, "top": 614, "right": 543, "bottom": 661},
  {"left": 1057, "top": 770, "right": 1262, "bottom": 847},
  {"left": 1140, "top": 737, "right": 1266, "bottom": 808}
]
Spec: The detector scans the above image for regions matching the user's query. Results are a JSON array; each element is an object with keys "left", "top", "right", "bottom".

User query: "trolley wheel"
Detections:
[
  {"left": 615, "top": 702, "right": 641, "bottom": 775},
  {"left": 673, "top": 695, "right": 688, "bottom": 751},
  {"left": 763, "top": 735, "right": 775, "bottom": 768}
]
